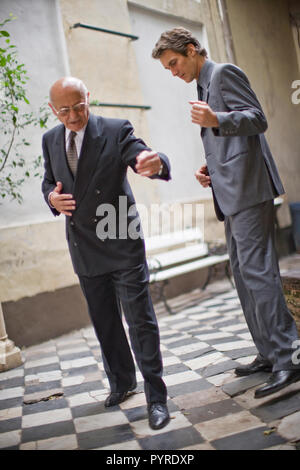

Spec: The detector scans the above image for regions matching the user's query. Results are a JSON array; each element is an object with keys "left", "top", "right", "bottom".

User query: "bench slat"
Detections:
[
  {"left": 145, "top": 228, "right": 203, "bottom": 255},
  {"left": 150, "top": 254, "right": 229, "bottom": 283},
  {"left": 147, "top": 243, "right": 208, "bottom": 272}
]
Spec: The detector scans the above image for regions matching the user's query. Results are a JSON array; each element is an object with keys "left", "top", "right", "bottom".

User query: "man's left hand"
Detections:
[
  {"left": 189, "top": 101, "right": 219, "bottom": 128},
  {"left": 135, "top": 150, "right": 162, "bottom": 177}
]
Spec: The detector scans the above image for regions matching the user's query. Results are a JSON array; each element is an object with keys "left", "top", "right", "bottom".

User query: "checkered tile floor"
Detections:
[{"left": 1, "top": 284, "right": 299, "bottom": 451}]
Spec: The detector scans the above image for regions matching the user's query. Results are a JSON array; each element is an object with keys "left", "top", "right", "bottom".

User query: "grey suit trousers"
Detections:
[{"left": 224, "top": 200, "right": 299, "bottom": 371}]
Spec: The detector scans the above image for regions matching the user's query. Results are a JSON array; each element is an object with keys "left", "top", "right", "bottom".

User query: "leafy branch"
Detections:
[{"left": 0, "top": 15, "right": 50, "bottom": 204}]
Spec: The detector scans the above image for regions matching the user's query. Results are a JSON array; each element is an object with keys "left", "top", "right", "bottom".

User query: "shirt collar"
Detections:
[{"left": 65, "top": 124, "right": 87, "bottom": 142}]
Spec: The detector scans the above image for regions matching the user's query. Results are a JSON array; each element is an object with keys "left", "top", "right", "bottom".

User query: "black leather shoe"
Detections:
[
  {"left": 104, "top": 384, "right": 136, "bottom": 407},
  {"left": 105, "top": 391, "right": 129, "bottom": 407},
  {"left": 235, "top": 356, "right": 272, "bottom": 377},
  {"left": 148, "top": 403, "right": 170, "bottom": 430},
  {"left": 255, "top": 370, "right": 300, "bottom": 399}
]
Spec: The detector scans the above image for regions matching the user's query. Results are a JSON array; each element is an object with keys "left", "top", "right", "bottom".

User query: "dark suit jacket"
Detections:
[
  {"left": 198, "top": 60, "right": 284, "bottom": 221},
  {"left": 42, "top": 114, "right": 171, "bottom": 276}
]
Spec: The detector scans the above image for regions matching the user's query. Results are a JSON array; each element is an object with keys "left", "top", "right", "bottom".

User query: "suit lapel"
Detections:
[
  {"left": 73, "top": 114, "right": 107, "bottom": 208},
  {"left": 198, "top": 60, "right": 216, "bottom": 103}
]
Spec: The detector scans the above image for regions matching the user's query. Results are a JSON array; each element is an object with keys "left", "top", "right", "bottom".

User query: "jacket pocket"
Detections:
[{"left": 224, "top": 150, "right": 248, "bottom": 163}]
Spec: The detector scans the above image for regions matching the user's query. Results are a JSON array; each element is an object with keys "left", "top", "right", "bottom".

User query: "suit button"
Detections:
[
  {"left": 93, "top": 218, "right": 98, "bottom": 223},
  {"left": 95, "top": 189, "right": 101, "bottom": 195},
  {"left": 74, "top": 242, "right": 78, "bottom": 247},
  {"left": 70, "top": 221, "right": 75, "bottom": 226}
]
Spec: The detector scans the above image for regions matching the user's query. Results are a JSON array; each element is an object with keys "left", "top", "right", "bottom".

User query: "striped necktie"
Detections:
[{"left": 66, "top": 131, "right": 78, "bottom": 177}]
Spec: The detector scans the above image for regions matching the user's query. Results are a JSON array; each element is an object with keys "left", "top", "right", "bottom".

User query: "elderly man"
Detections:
[
  {"left": 152, "top": 27, "right": 300, "bottom": 398},
  {"left": 41, "top": 76, "right": 170, "bottom": 430}
]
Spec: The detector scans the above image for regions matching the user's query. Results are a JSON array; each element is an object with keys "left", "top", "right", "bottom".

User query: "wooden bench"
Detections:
[
  {"left": 146, "top": 198, "right": 283, "bottom": 314},
  {"left": 145, "top": 229, "right": 232, "bottom": 314}
]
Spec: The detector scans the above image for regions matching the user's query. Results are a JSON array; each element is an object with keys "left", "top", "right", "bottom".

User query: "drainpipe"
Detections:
[{"left": 217, "top": 0, "right": 237, "bottom": 64}]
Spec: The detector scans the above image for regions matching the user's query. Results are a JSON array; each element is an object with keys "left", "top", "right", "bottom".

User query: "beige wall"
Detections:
[
  {"left": 59, "top": 0, "right": 160, "bottom": 206},
  {"left": 130, "top": 0, "right": 228, "bottom": 62},
  {"left": 225, "top": 0, "right": 300, "bottom": 205},
  {"left": 0, "top": 220, "right": 77, "bottom": 303},
  {"left": 2, "top": 0, "right": 299, "bottom": 309}
]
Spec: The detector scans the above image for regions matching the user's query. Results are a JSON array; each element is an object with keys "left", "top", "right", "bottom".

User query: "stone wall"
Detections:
[{"left": 282, "top": 273, "right": 300, "bottom": 336}]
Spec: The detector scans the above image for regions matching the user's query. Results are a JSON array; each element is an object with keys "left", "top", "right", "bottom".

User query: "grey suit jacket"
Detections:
[
  {"left": 42, "top": 114, "right": 171, "bottom": 276},
  {"left": 198, "top": 60, "right": 284, "bottom": 221}
]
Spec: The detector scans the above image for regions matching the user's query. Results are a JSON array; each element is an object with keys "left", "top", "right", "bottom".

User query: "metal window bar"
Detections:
[
  {"left": 71, "top": 22, "right": 139, "bottom": 41},
  {"left": 71, "top": 24, "right": 147, "bottom": 109},
  {"left": 90, "top": 101, "right": 151, "bottom": 110}
]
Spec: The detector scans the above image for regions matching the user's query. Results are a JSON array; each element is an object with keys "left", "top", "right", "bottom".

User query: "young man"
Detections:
[
  {"left": 42, "top": 76, "right": 170, "bottom": 429},
  {"left": 152, "top": 27, "right": 300, "bottom": 398}
]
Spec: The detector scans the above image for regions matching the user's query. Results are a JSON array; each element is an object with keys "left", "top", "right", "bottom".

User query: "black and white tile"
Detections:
[{"left": 0, "top": 286, "right": 299, "bottom": 450}]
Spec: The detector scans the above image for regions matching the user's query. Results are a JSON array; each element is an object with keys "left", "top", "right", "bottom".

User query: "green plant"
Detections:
[{"left": 0, "top": 14, "right": 50, "bottom": 204}]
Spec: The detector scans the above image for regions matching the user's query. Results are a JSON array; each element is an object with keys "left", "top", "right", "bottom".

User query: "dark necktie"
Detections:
[
  {"left": 197, "top": 84, "right": 203, "bottom": 101},
  {"left": 66, "top": 131, "right": 78, "bottom": 176}
]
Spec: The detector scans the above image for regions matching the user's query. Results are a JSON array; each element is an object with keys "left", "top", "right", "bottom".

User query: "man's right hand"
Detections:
[
  {"left": 49, "top": 181, "right": 76, "bottom": 216},
  {"left": 195, "top": 165, "right": 211, "bottom": 188}
]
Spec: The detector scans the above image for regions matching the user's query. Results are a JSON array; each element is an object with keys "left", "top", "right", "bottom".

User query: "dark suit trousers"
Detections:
[
  {"left": 225, "top": 200, "right": 299, "bottom": 371},
  {"left": 79, "top": 263, "right": 167, "bottom": 404}
]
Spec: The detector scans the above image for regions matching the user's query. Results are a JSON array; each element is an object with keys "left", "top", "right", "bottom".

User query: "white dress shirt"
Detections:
[{"left": 65, "top": 125, "right": 87, "bottom": 158}]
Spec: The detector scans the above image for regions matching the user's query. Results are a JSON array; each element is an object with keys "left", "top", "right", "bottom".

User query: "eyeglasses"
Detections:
[{"left": 55, "top": 102, "right": 88, "bottom": 117}]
